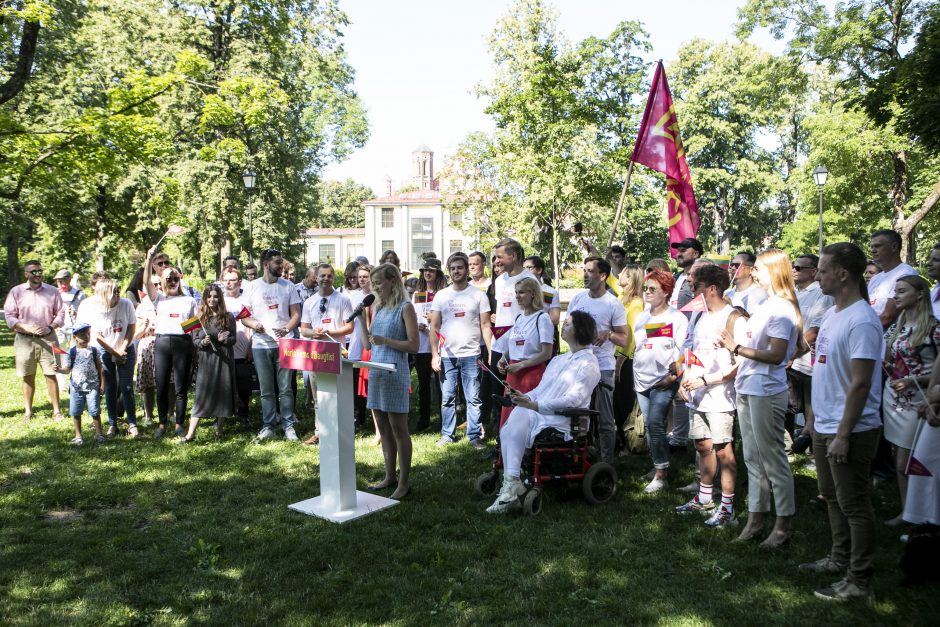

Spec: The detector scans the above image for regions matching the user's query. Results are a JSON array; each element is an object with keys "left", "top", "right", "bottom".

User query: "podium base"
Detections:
[{"left": 288, "top": 491, "right": 399, "bottom": 524}]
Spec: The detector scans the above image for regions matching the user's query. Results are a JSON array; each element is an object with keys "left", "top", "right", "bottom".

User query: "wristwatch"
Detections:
[{"left": 733, "top": 345, "right": 741, "bottom": 356}]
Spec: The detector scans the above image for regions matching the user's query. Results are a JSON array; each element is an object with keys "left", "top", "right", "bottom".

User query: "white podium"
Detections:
[{"left": 288, "top": 356, "right": 399, "bottom": 524}]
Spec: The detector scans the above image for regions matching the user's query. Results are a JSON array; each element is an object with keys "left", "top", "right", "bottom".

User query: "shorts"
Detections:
[
  {"left": 69, "top": 387, "right": 101, "bottom": 418},
  {"left": 688, "top": 409, "right": 735, "bottom": 444},
  {"left": 14, "top": 332, "right": 58, "bottom": 377}
]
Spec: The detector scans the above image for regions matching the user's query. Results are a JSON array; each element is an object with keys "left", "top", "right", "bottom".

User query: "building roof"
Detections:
[
  {"left": 364, "top": 189, "right": 458, "bottom": 205},
  {"left": 413, "top": 144, "right": 433, "bottom": 153},
  {"left": 304, "top": 228, "right": 365, "bottom": 237}
]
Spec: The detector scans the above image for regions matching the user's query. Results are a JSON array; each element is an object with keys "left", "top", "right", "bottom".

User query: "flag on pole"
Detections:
[
  {"left": 680, "top": 293, "right": 707, "bottom": 312},
  {"left": 492, "top": 326, "right": 511, "bottom": 340},
  {"left": 631, "top": 61, "right": 700, "bottom": 257},
  {"left": 704, "top": 254, "right": 731, "bottom": 270},
  {"left": 181, "top": 316, "right": 202, "bottom": 334},
  {"left": 686, "top": 350, "right": 704, "bottom": 368},
  {"left": 234, "top": 305, "right": 251, "bottom": 321},
  {"left": 166, "top": 224, "right": 187, "bottom": 236},
  {"left": 51, "top": 344, "right": 68, "bottom": 355}
]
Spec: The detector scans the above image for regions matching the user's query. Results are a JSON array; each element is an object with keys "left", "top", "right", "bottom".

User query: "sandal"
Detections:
[
  {"left": 127, "top": 425, "right": 139, "bottom": 439},
  {"left": 52, "top": 411, "right": 65, "bottom": 422},
  {"left": 106, "top": 425, "right": 118, "bottom": 438}
]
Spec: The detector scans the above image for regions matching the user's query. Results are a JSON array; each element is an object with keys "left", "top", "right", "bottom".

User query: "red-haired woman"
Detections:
[{"left": 633, "top": 269, "right": 688, "bottom": 493}]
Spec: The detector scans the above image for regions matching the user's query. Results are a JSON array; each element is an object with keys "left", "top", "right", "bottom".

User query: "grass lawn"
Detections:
[{"left": 0, "top": 324, "right": 937, "bottom": 625}]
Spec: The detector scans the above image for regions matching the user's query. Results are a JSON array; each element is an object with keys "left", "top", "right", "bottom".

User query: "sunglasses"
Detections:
[
  {"left": 165, "top": 276, "right": 180, "bottom": 283},
  {"left": 792, "top": 265, "right": 815, "bottom": 271},
  {"left": 155, "top": 260, "right": 170, "bottom": 267},
  {"left": 27, "top": 269, "right": 43, "bottom": 276},
  {"left": 642, "top": 285, "right": 660, "bottom": 293},
  {"left": 319, "top": 297, "right": 327, "bottom": 314}
]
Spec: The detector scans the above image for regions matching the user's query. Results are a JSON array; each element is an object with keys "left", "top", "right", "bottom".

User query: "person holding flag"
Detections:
[
  {"left": 221, "top": 268, "right": 254, "bottom": 425},
  {"left": 675, "top": 264, "right": 745, "bottom": 527},
  {"left": 726, "top": 252, "right": 768, "bottom": 315},
  {"left": 430, "top": 252, "right": 492, "bottom": 449},
  {"left": 144, "top": 245, "right": 197, "bottom": 439},
  {"left": 717, "top": 249, "right": 803, "bottom": 548},
  {"left": 880, "top": 275, "right": 940, "bottom": 527},
  {"left": 633, "top": 269, "right": 688, "bottom": 492}
]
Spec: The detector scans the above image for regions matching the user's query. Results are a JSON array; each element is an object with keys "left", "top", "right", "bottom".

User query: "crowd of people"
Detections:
[{"left": 5, "top": 228, "right": 940, "bottom": 600}]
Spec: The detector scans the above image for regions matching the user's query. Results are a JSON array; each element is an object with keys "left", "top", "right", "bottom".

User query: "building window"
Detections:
[
  {"left": 381, "top": 240, "right": 395, "bottom": 255},
  {"left": 381, "top": 208, "right": 394, "bottom": 228},
  {"left": 411, "top": 217, "right": 434, "bottom": 269},
  {"left": 319, "top": 244, "right": 336, "bottom": 263},
  {"left": 346, "top": 244, "right": 363, "bottom": 263},
  {"left": 449, "top": 209, "right": 462, "bottom": 225},
  {"left": 450, "top": 239, "right": 462, "bottom": 255}
]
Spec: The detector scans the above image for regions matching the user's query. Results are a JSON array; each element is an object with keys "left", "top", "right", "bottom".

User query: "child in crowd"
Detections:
[{"left": 56, "top": 323, "right": 105, "bottom": 444}]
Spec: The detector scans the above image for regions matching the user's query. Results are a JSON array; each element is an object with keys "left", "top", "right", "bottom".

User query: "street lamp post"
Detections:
[
  {"left": 242, "top": 170, "right": 257, "bottom": 263},
  {"left": 812, "top": 165, "right": 828, "bottom": 256}
]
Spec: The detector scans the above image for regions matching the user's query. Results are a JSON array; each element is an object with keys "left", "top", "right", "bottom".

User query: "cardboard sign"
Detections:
[{"left": 279, "top": 338, "right": 341, "bottom": 374}]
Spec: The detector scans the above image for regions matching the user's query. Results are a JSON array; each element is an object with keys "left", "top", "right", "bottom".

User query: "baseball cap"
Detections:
[
  {"left": 670, "top": 238, "right": 704, "bottom": 254},
  {"left": 70, "top": 322, "right": 91, "bottom": 334},
  {"left": 53, "top": 269, "right": 71, "bottom": 280}
]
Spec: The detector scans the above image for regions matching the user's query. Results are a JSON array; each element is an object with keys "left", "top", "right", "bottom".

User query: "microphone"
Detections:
[{"left": 345, "top": 293, "right": 376, "bottom": 323}]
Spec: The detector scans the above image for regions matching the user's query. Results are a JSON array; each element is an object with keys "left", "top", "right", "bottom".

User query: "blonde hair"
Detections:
[
  {"left": 370, "top": 263, "right": 406, "bottom": 310},
  {"left": 756, "top": 248, "right": 804, "bottom": 342},
  {"left": 619, "top": 264, "right": 644, "bottom": 304},
  {"left": 160, "top": 267, "right": 181, "bottom": 296},
  {"left": 93, "top": 278, "right": 118, "bottom": 312},
  {"left": 515, "top": 277, "right": 543, "bottom": 313},
  {"left": 890, "top": 275, "right": 935, "bottom": 351}
]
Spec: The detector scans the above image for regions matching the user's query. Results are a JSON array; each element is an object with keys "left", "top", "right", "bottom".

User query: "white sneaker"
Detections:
[
  {"left": 256, "top": 427, "right": 277, "bottom": 441},
  {"left": 284, "top": 426, "right": 299, "bottom": 442},
  {"left": 644, "top": 476, "right": 668, "bottom": 493},
  {"left": 486, "top": 476, "right": 525, "bottom": 514}
]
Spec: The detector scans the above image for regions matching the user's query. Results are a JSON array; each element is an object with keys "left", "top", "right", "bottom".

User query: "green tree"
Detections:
[{"left": 314, "top": 178, "right": 371, "bottom": 228}]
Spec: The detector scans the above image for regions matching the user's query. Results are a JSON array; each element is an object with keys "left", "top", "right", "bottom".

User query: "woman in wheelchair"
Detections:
[{"left": 487, "top": 310, "right": 601, "bottom": 514}]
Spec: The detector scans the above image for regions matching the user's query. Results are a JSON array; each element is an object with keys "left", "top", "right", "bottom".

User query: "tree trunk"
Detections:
[
  {"left": 0, "top": 20, "right": 40, "bottom": 106},
  {"left": 551, "top": 201, "right": 560, "bottom": 286},
  {"left": 6, "top": 230, "right": 19, "bottom": 288},
  {"left": 95, "top": 185, "right": 107, "bottom": 271},
  {"left": 898, "top": 177, "right": 940, "bottom": 264}
]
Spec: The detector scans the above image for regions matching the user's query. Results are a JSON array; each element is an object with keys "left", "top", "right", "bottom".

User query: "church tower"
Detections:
[{"left": 411, "top": 145, "right": 434, "bottom": 190}]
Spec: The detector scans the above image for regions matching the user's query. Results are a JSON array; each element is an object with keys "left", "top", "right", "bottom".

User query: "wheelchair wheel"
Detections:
[
  {"left": 474, "top": 472, "right": 499, "bottom": 496},
  {"left": 523, "top": 489, "right": 543, "bottom": 516},
  {"left": 582, "top": 462, "right": 617, "bottom": 505}
]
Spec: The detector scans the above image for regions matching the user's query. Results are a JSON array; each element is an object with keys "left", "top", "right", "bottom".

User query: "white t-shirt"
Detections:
[
  {"left": 812, "top": 300, "right": 884, "bottom": 435},
  {"left": 791, "top": 282, "right": 835, "bottom": 376},
  {"left": 932, "top": 285, "right": 940, "bottom": 321},
  {"left": 669, "top": 273, "right": 688, "bottom": 309},
  {"left": 868, "top": 262, "right": 916, "bottom": 315},
  {"left": 632, "top": 307, "right": 688, "bottom": 392},
  {"left": 242, "top": 278, "right": 301, "bottom": 349},
  {"left": 726, "top": 283, "right": 768, "bottom": 315},
  {"left": 684, "top": 305, "right": 742, "bottom": 413},
  {"left": 734, "top": 295, "right": 799, "bottom": 396},
  {"left": 76, "top": 298, "right": 136, "bottom": 351},
  {"left": 432, "top": 284, "right": 491, "bottom": 358},
  {"left": 540, "top": 283, "right": 561, "bottom": 315},
  {"left": 224, "top": 294, "right": 251, "bottom": 359},
  {"left": 412, "top": 290, "right": 438, "bottom": 354},
  {"left": 502, "top": 310, "right": 554, "bottom": 361},
  {"left": 493, "top": 269, "right": 537, "bottom": 329},
  {"left": 301, "top": 290, "right": 353, "bottom": 335},
  {"left": 152, "top": 293, "right": 197, "bottom": 335},
  {"left": 567, "top": 290, "right": 627, "bottom": 371},
  {"left": 347, "top": 289, "right": 368, "bottom": 360}
]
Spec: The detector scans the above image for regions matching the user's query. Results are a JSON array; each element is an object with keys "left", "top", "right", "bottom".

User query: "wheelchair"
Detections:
[{"left": 474, "top": 402, "right": 618, "bottom": 516}]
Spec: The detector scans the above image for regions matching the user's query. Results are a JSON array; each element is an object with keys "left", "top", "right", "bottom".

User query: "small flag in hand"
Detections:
[
  {"left": 687, "top": 350, "right": 704, "bottom": 368},
  {"left": 680, "top": 294, "right": 707, "bottom": 313},
  {"left": 234, "top": 305, "right": 251, "bottom": 321},
  {"left": 645, "top": 323, "right": 673, "bottom": 338},
  {"left": 492, "top": 326, "right": 511, "bottom": 339},
  {"left": 414, "top": 291, "right": 428, "bottom": 304},
  {"left": 52, "top": 344, "right": 68, "bottom": 355},
  {"left": 181, "top": 316, "right": 202, "bottom": 333},
  {"left": 437, "top": 331, "right": 446, "bottom": 351},
  {"left": 166, "top": 224, "right": 187, "bottom": 236}
]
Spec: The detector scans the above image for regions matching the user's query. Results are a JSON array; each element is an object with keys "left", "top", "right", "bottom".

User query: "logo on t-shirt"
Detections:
[
  {"left": 268, "top": 303, "right": 279, "bottom": 310},
  {"left": 454, "top": 311, "right": 465, "bottom": 318},
  {"left": 817, "top": 355, "right": 827, "bottom": 364},
  {"left": 112, "top": 325, "right": 123, "bottom": 334},
  {"left": 322, "top": 318, "right": 331, "bottom": 324},
  {"left": 169, "top": 313, "right": 179, "bottom": 318},
  {"left": 746, "top": 331, "right": 752, "bottom": 338},
  {"left": 515, "top": 339, "right": 525, "bottom": 346},
  {"left": 503, "top": 301, "right": 512, "bottom": 308}
]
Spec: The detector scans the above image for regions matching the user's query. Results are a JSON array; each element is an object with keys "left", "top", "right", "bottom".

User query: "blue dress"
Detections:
[{"left": 367, "top": 299, "right": 411, "bottom": 413}]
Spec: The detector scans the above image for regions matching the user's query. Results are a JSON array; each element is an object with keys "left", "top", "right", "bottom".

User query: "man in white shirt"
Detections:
[
  {"left": 430, "top": 253, "right": 493, "bottom": 449},
  {"left": 488, "top": 238, "right": 536, "bottom": 426},
  {"left": 468, "top": 251, "right": 491, "bottom": 292},
  {"left": 299, "top": 263, "right": 353, "bottom": 445},
  {"left": 801, "top": 242, "right": 883, "bottom": 601},
  {"left": 221, "top": 268, "right": 253, "bottom": 424},
  {"left": 787, "top": 254, "right": 834, "bottom": 455},
  {"left": 294, "top": 264, "right": 320, "bottom": 409},
  {"left": 241, "top": 248, "right": 302, "bottom": 441},
  {"left": 726, "top": 251, "right": 768, "bottom": 315},
  {"left": 867, "top": 229, "right": 915, "bottom": 329},
  {"left": 926, "top": 243, "right": 940, "bottom": 320},
  {"left": 675, "top": 264, "right": 742, "bottom": 527},
  {"left": 567, "top": 256, "right": 629, "bottom": 463}
]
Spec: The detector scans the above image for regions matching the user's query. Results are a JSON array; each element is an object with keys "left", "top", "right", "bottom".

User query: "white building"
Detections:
[
  {"left": 303, "top": 228, "right": 365, "bottom": 266},
  {"left": 362, "top": 145, "right": 473, "bottom": 271}
]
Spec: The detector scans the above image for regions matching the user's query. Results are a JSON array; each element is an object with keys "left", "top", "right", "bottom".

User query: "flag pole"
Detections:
[{"left": 606, "top": 159, "right": 635, "bottom": 250}]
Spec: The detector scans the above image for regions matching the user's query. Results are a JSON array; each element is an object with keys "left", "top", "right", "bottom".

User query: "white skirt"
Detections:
[
  {"left": 904, "top": 421, "right": 940, "bottom": 525},
  {"left": 883, "top": 382, "right": 919, "bottom": 448}
]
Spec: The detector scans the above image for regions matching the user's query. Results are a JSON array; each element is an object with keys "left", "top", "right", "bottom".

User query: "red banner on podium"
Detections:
[{"left": 279, "top": 338, "right": 341, "bottom": 374}]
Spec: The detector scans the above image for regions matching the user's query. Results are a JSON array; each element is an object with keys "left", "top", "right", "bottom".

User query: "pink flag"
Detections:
[
  {"left": 680, "top": 293, "right": 707, "bottom": 313},
  {"left": 166, "top": 224, "right": 186, "bottom": 236},
  {"left": 631, "top": 62, "right": 700, "bottom": 257}
]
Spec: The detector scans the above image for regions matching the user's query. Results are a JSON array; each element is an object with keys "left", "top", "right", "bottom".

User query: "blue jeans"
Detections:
[
  {"left": 253, "top": 347, "right": 295, "bottom": 430},
  {"left": 440, "top": 356, "right": 482, "bottom": 440},
  {"left": 70, "top": 387, "right": 101, "bottom": 418},
  {"left": 102, "top": 345, "right": 137, "bottom": 426},
  {"left": 637, "top": 382, "right": 679, "bottom": 469}
]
